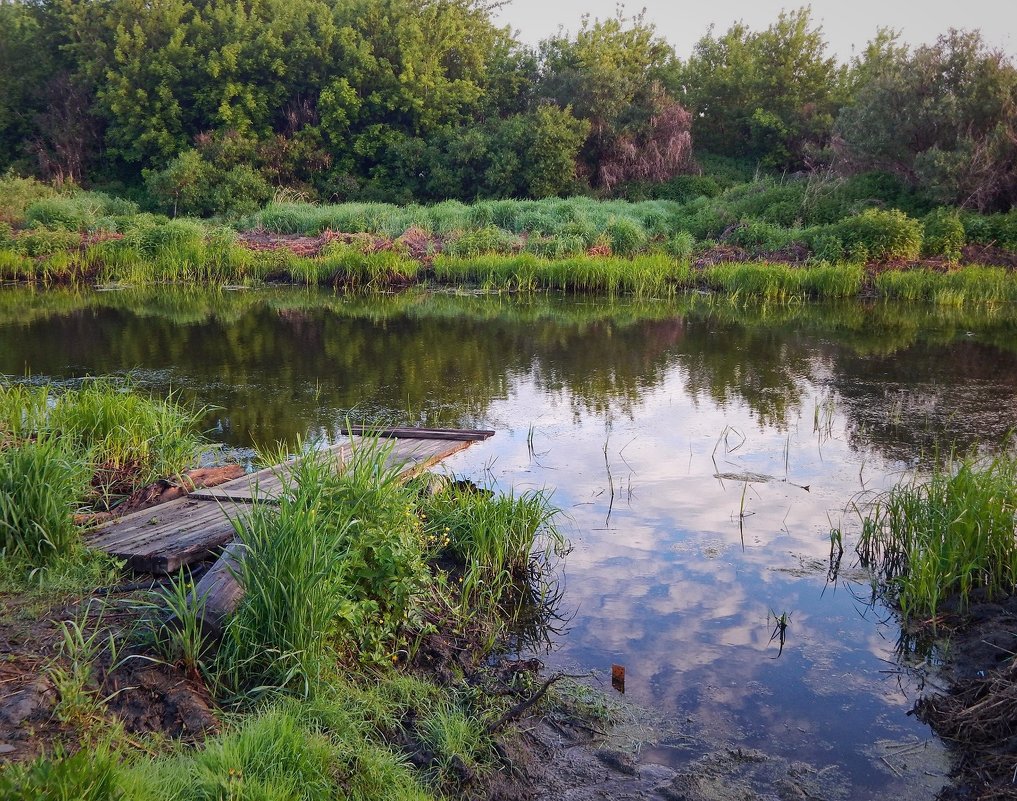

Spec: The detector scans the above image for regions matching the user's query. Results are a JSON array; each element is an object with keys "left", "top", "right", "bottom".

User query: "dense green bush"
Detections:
[
  {"left": 834, "top": 208, "right": 923, "bottom": 261},
  {"left": 922, "top": 208, "right": 966, "bottom": 261},
  {"left": 605, "top": 217, "right": 648, "bottom": 256},
  {"left": 653, "top": 174, "right": 722, "bottom": 203}
]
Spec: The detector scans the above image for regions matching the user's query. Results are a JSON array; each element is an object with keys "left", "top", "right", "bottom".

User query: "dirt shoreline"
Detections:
[{"left": 912, "top": 592, "right": 1017, "bottom": 801}]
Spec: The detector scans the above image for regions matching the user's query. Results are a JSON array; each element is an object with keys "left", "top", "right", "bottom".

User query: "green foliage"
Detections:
[
  {"left": 0, "top": 437, "right": 89, "bottom": 564},
  {"left": 704, "top": 262, "right": 864, "bottom": 299},
  {"left": 433, "top": 252, "right": 689, "bottom": 295},
  {"left": 443, "top": 226, "right": 521, "bottom": 257},
  {"left": 653, "top": 174, "right": 722, "bottom": 203},
  {"left": 834, "top": 208, "right": 923, "bottom": 261},
  {"left": 837, "top": 29, "right": 1017, "bottom": 211},
  {"left": 681, "top": 9, "right": 844, "bottom": 170},
  {"left": 11, "top": 226, "right": 80, "bottom": 258},
  {"left": 25, "top": 194, "right": 137, "bottom": 231},
  {"left": 215, "top": 443, "right": 428, "bottom": 696},
  {"left": 875, "top": 267, "right": 1017, "bottom": 305},
  {"left": 922, "top": 209, "right": 966, "bottom": 261},
  {"left": 605, "top": 217, "right": 648, "bottom": 256},
  {"left": 858, "top": 450, "right": 1017, "bottom": 619},
  {"left": 0, "top": 746, "right": 122, "bottom": 801}
]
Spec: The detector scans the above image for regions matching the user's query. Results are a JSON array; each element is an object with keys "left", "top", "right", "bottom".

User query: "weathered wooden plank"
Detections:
[
  {"left": 342, "top": 425, "right": 495, "bottom": 441},
  {"left": 87, "top": 508, "right": 229, "bottom": 554}
]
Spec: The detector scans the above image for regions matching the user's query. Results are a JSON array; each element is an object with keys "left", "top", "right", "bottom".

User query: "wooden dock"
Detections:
[{"left": 86, "top": 428, "right": 494, "bottom": 574}]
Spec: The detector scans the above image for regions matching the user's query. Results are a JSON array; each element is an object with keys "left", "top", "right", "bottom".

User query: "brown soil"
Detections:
[
  {"left": 0, "top": 588, "right": 218, "bottom": 764},
  {"left": 912, "top": 592, "right": 1017, "bottom": 801}
]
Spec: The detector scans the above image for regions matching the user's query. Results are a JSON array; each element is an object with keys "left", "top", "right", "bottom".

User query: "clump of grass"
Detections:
[
  {"left": 47, "top": 379, "right": 205, "bottom": 503},
  {"left": 319, "top": 242, "right": 420, "bottom": 287},
  {"left": 432, "top": 252, "right": 689, "bottom": 294},
  {"left": 418, "top": 701, "right": 491, "bottom": 786},
  {"left": 0, "top": 437, "right": 89, "bottom": 564},
  {"left": 704, "top": 262, "right": 864, "bottom": 299},
  {"left": 214, "top": 441, "right": 427, "bottom": 697},
  {"left": 419, "top": 484, "right": 567, "bottom": 646},
  {"left": 858, "top": 450, "right": 1017, "bottom": 620},
  {"left": 876, "top": 267, "right": 1017, "bottom": 305}
]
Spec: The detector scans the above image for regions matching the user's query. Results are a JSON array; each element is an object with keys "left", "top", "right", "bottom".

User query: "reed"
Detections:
[
  {"left": 876, "top": 267, "right": 1017, "bottom": 305},
  {"left": 703, "top": 262, "right": 864, "bottom": 299},
  {"left": 858, "top": 450, "right": 1017, "bottom": 620}
]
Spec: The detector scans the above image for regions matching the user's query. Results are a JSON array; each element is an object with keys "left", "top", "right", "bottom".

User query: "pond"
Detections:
[{"left": 4, "top": 284, "right": 1017, "bottom": 797}]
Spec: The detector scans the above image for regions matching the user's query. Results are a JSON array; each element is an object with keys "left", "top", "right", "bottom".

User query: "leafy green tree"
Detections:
[
  {"left": 679, "top": 8, "right": 844, "bottom": 170},
  {"left": 836, "top": 29, "right": 1017, "bottom": 210},
  {"left": 537, "top": 10, "right": 685, "bottom": 187}
]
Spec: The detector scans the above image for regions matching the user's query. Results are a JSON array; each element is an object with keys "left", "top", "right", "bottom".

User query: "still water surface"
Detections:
[{"left": 4, "top": 285, "right": 1017, "bottom": 797}]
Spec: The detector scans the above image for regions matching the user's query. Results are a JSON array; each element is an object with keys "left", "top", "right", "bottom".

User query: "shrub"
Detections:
[
  {"left": 922, "top": 208, "right": 966, "bottom": 261},
  {"left": 835, "top": 208, "right": 923, "bottom": 261},
  {"left": 726, "top": 220, "right": 796, "bottom": 253},
  {"left": 653, "top": 174, "right": 722, "bottom": 203},
  {"left": 664, "top": 231, "right": 695, "bottom": 261},
  {"left": 605, "top": 217, "right": 648, "bottom": 256},
  {"left": 807, "top": 230, "right": 845, "bottom": 263},
  {"left": 0, "top": 174, "right": 57, "bottom": 224}
]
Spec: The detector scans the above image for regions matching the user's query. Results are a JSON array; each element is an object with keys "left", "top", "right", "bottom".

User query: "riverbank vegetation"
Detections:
[
  {"left": 1, "top": 2, "right": 1015, "bottom": 301},
  {"left": 0, "top": 380, "right": 574, "bottom": 801},
  {"left": 2, "top": 3, "right": 1015, "bottom": 214},
  {"left": 858, "top": 449, "right": 1017, "bottom": 621},
  {"left": 2, "top": 175, "right": 1016, "bottom": 301}
]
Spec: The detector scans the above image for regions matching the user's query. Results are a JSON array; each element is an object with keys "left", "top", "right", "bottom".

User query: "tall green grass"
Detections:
[
  {"left": 876, "top": 267, "right": 1017, "bottom": 305},
  {"left": 433, "top": 252, "right": 689, "bottom": 294},
  {"left": 0, "top": 379, "right": 205, "bottom": 564},
  {"left": 214, "top": 441, "right": 427, "bottom": 697},
  {"left": 703, "top": 262, "right": 865, "bottom": 299},
  {"left": 0, "top": 437, "right": 89, "bottom": 564},
  {"left": 419, "top": 484, "right": 567, "bottom": 645},
  {"left": 858, "top": 451, "right": 1017, "bottom": 620}
]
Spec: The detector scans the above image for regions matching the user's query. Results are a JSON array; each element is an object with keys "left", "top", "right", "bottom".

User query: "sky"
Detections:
[{"left": 494, "top": 0, "right": 1017, "bottom": 61}]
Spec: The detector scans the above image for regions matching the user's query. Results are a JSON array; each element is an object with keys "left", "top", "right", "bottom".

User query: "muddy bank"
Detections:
[{"left": 913, "top": 592, "right": 1017, "bottom": 800}]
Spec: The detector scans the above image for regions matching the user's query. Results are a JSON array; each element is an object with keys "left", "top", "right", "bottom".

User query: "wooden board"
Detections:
[
  {"left": 189, "top": 436, "right": 472, "bottom": 502},
  {"left": 87, "top": 428, "right": 491, "bottom": 574},
  {"left": 85, "top": 497, "right": 245, "bottom": 574}
]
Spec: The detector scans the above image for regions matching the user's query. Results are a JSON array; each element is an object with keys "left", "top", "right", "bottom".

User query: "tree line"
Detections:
[{"left": 1, "top": 1, "right": 1015, "bottom": 214}]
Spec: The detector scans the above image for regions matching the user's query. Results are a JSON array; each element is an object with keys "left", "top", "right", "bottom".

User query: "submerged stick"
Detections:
[{"left": 485, "top": 671, "right": 591, "bottom": 734}]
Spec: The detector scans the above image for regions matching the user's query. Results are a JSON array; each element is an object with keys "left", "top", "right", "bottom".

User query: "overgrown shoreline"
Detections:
[
  {"left": 0, "top": 381, "right": 607, "bottom": 801},
  {"left": 859, "top": 450, "right": 1017, "bottom": 800},
  {"left": 3, "top": 177, "right": 1017, "bottom": 303}
]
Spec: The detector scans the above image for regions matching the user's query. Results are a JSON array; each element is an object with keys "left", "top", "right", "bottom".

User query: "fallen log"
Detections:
[{"left": 186, "top": 542, "right": 247, "bottom": 639}]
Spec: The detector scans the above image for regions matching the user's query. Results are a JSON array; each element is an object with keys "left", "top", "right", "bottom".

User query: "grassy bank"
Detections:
[
  {"left": 0, "top": 379, "right": 204, "bottom": 579},
  {"left": 2, "top": 176, "right": 1016, "bottom": 302},
  {"left": 0, "top": 383, "right": 572, "bottom": 800}
]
